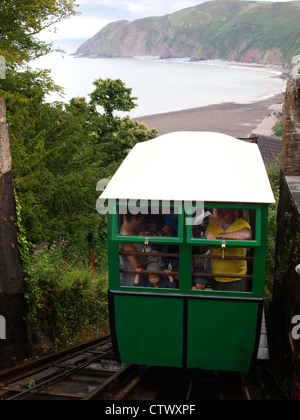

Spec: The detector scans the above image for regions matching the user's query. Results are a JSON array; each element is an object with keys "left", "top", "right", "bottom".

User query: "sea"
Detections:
[{"left": 31, "top": 39, "right": 287, "bottom": 118}]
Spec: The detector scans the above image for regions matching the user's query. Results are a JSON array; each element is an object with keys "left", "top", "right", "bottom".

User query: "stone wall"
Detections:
[
  {"left": 269, "top": 81, "right": 300, "bottom": 399},
  {"left": 0, "top": 99, "right": 31, "bottom": 369},
  {"left": 282, "top": 80, "right": 300, "bottom": 176}
]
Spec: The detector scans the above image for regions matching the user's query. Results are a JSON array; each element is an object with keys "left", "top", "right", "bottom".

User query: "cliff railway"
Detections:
[{"left": 1, "top": 71, "right": 300, "bottom": 400}]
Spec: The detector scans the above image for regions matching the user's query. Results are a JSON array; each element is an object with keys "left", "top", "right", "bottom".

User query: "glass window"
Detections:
[
  {"left": 191, "top": 246, "right": 254, "bottom": 292},
  {"left": 113, "top": 201, "right": 183, "bottom": 242},
  {"left": 187, "top": 205, "right": 261, "bottom": 246},
  {"left": 117, "top": 213, "right": 179, "bottom": 238},
  {"left": 119, "top": 241, "right": 179, "bottom": 289}
]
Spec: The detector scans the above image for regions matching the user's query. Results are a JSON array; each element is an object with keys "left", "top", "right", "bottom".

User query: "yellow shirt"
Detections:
[{"left": 205, "top": 218, "right": 251, "bottom": 283}]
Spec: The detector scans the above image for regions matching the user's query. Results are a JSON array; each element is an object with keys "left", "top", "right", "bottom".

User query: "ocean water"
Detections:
[{"left": 31, "top": 39, "right": 286, "bottom": 118}]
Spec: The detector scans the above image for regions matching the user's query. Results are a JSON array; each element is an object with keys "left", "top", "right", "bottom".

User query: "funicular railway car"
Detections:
[{"left": 99, "top": 132, "right": 275, "bottom": 374}]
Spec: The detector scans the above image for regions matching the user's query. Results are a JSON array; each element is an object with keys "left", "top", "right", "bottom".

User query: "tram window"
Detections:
[
  {"left": 119, "top": 241, "right": 179, "bottom": 289},
  {"left": 192, "top": 246, "right": 253, "bottom": 292},
  {"left": 191, "top": 207, "right": 258, "bottom": 242},
  {"left": 116, "top": 206, "right": 180, "bottom": 239}
]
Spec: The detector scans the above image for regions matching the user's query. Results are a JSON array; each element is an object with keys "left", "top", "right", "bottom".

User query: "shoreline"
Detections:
[{"left": 135, "top": 92, "right": 285, "bottom": 138}]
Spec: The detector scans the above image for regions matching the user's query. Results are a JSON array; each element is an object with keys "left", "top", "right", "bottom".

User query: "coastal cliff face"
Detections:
[{"left": 76, "top": 1, "right": 300, "bottom": 66}]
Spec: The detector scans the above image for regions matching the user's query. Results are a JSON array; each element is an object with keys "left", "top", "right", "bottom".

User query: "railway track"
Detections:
[
  {"left": 0, "top": 336, "right": 252, "bottom": 401},
  {"left": 0, "top": 336, "right": 123, "bottom": 400}
]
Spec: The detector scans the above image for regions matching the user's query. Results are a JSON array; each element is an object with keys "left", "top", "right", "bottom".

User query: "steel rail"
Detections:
[
  {"left": 0, "top": 335, "right": 110, "bottom": 386},
  {"left": 6, "top": 348, "right": 114, "bottom": 400}
]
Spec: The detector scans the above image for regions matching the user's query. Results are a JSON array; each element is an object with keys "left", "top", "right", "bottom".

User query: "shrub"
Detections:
[
  {"left": 25, "top": 236, "right": 109, "bottom": 350},
  {"left": 264, "top": 157, "right": 281, "bottom": 312}
]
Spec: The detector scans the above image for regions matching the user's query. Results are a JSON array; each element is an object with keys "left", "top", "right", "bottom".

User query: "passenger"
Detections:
[
  {"left": 192, "top": 268, "right": 212, "bottom": 291},
  {"left": 161, "top": 211, "right": 179, "bottom": 268},
  {"left": 134, "top": 262, "right": 177, "bottom": 289},
  {"left": 205, "top": 208, "right": 252, "bottom": 292},
  {"left": 139, "top": 217, "right": 163, "bottom": 237},
  {"left": 120, "top": 213, "right": 145, "bottom": 236},
  {"left": 119, "top": 214, "right": 146, "bottom": 287},
  {"left": 162, "top": 212, "right": 178, "bottom": 237}
]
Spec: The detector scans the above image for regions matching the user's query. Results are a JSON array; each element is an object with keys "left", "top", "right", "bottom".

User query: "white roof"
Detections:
[{"left": 100, "top": 132, "right": 275, "bottom": 204}]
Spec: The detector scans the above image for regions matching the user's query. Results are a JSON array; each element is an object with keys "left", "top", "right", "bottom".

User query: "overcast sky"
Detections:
[{"left": 40, "top": 0, "right": 299, "bottom": 40}]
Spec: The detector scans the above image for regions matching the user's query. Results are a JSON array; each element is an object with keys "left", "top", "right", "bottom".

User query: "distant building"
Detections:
[{"left": 242, "top": 135, "right": 282, "bottom": 165}]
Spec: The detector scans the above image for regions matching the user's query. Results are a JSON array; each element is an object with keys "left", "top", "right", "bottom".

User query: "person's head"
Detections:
[
  {"left": 193, "top": 269, "right": 210, "bottom": 290},
  {"left": 147, "top": 262, "right": 162, "bottom": 287},
  {"left": 146, "top": 218, "right": 159, "bottom": 232},
  {"left": 193, "top": 280, "right": 209, "bottom": 290},
  {"left": 125, "top": 213, "right": 144, "bottom": 227},
  {"left": 217, "top": 208, "right": 235, "bottom": 217}
]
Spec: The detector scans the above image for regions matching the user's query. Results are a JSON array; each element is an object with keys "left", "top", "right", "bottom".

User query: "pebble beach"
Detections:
[{"left": 135, "top": 92, "right": 285, "bottom": 138}]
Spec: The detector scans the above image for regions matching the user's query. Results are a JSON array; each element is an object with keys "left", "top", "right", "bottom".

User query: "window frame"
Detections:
[
  {"left": 111, "top": 200, "right": 184, "bottom": 244},
  {"left": 185, "top": 202, "right": 262, "bottom": 248}
]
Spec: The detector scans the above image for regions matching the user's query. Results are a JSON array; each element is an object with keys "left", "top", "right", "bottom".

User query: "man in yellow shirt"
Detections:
[{"left": 205, "top": 209, "right": 252, "bottom": 292}]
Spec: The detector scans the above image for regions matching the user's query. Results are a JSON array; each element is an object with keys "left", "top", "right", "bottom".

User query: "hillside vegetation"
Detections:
[{"left": 76, "top": 1, "right": 300, "bottom": 65}]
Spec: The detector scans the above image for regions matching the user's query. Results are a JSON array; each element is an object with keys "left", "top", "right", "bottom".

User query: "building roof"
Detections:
[
  {"left": 100, "top": 131, "right": 275, "bottom": 204},
  {"left": 248, "top": 134, "right": 282, "bottom": 165}
]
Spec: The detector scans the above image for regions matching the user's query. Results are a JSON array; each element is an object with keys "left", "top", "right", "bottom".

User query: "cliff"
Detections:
[{"left": 76, "top": 1, "right": 300, "bottom": 66}]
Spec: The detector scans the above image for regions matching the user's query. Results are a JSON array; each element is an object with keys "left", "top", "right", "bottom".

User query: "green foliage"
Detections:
[
  {"left": 264, "top": 157, "right": 281, "bottom": 312},
  {"left": 272, "top": 120, "right": 283, "bottom": 138},
  {"left": 0, "top": 2, "right": 157, "bottom": 348},
  {"left": 2, "top": 67, "right": 157, "bottom": 348},
  {"left": 90, "top": 78, "right": 138, "bottom": 117},
  {"left": 27, "top": 379, "right": 37, "bottom": 389},
  {"left": 0, "top": 0, "right": 163, "bottom": 353},
  {"left": 2, "top": 70, "right": 157, "bottom": 245},
  {"left": 25, "top": 237, "right": 109, "bottom": 347},
  {"left": 0, "top": 0, "right": 78, "bottom": 66}
]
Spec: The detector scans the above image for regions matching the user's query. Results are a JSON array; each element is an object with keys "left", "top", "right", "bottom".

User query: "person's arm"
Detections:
[
  {"left": 217, "top": 228, "right": 252, "bottom": 240},
  {"left": 121, "top": 242, "right": 141, "bottom": 270},
  {"left": 134, "top": 268, "right": 142, "bottom": 285},
  {"left": 164, "top": 270, "right": 174, "bottom": 282},
  {"left": 206, "top": 234, "right": 217, "bottom": 240},
  {"left": 164, "top": 270, "right": 177, "bottom": 288}
]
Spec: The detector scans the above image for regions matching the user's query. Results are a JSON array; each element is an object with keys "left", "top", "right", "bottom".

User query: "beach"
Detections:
[{"left": 135, "top": 93, "right": 285, "bottom": 138}]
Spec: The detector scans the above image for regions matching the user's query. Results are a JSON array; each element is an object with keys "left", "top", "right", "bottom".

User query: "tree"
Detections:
[
  {"left": 4, "top": 72, "right": 157, "bottom": 244},
  {"left": 89, "top": 79, "right": 157, "bottom": 174},
  {"left": 0, "top": 0, "right": 78, "bottom": 65},
  {"left": 90, "top": 78, "right": 138, "bottom": 117},
  {"left": 0, "top": 65, "right": 157, "bottom": 254}
]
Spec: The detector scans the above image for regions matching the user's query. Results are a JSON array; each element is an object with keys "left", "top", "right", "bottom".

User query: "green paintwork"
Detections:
[
  {"left": 187, "top": 299, "right": 259, "bottom": 371},
  {"left": 114, "top": 294, "right": 184, "bottom": 367},
  {"left": 107, "top": 202, "right": 269, "bottom": 373}
]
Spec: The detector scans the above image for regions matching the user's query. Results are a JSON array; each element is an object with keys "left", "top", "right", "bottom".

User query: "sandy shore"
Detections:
[{"left": 135, "top": 93, "right": 285, "bottom": 138}]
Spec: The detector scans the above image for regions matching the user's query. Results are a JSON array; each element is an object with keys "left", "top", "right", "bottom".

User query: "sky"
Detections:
[{"left": 39, "top": 0, "right": 299, "bottom": 41}]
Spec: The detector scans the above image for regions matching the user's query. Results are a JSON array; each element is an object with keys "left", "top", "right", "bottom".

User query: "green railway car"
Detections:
[{"left": 99, "top": 132, "right": 275, "bottom": 373}]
